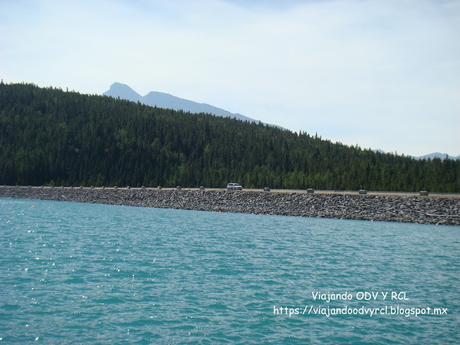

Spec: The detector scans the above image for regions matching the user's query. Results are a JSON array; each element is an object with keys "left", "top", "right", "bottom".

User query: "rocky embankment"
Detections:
[{"left": 1, "top": 186, "right": 459, "bottom": 225}]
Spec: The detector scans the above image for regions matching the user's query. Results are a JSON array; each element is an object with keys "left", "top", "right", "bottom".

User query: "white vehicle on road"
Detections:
[{"left": 226, "top": 183, "right": 243, "bottom": 191}]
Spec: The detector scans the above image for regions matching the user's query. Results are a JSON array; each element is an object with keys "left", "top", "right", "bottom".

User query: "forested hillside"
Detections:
[{"left": 0, "top": 83, "right": 459, "bottom": 192}]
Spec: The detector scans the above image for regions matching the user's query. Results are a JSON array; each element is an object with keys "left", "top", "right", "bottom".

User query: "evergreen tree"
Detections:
[{"left": 0, "top": 83, "right": 458, "bottom": 192}]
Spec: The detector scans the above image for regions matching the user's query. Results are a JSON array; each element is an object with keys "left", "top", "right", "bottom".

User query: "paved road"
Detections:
[
  {"left": 193, "top": 188, "right": 460, "bottom": 199},
  {"left": 24, "top": 186, "right": 458, "bottom": 199}
]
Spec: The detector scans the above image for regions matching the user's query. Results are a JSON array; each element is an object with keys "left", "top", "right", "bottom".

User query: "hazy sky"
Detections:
[{"left": 1, "top": 0, "right": 459, "bottom": 156}]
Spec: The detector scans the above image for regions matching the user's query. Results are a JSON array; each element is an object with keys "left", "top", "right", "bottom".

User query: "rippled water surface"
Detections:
[{"left": 0, "top": 198, "right": 459, "bottom": 344}]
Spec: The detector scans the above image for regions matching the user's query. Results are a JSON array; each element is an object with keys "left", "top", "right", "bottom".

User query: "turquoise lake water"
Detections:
[{"left": 0, "top": 198, "right": 459, "bottom": 344}]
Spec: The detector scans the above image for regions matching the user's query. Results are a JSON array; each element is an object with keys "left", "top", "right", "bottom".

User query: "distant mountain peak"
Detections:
[
  {"left": 103, "top": 82, "right": 256, "bottom": 122},
  {"left": 415, "top": 152, "right": 460, "bottom": 161},
  {"left": 105, "top": 82, "right": 142, "bottom": 102}
]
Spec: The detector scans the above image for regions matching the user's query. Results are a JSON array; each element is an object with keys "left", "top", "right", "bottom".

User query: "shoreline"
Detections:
[{"left": 1, "top": 185, "right": 459, "bottom": 226}]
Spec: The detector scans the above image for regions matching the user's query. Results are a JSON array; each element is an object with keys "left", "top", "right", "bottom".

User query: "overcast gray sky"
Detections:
[{"left": 1, "top": 0, "right": 459, "bottom": 156}]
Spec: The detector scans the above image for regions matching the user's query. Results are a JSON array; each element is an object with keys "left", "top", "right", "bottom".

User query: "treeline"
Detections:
[{"left": 0, "top": 83, "right": 459, "bottom": 192}]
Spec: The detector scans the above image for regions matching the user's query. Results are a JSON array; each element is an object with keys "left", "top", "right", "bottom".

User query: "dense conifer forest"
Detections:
[{"left": 0, "top": 83, "right": 459, "bottom": 192}]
